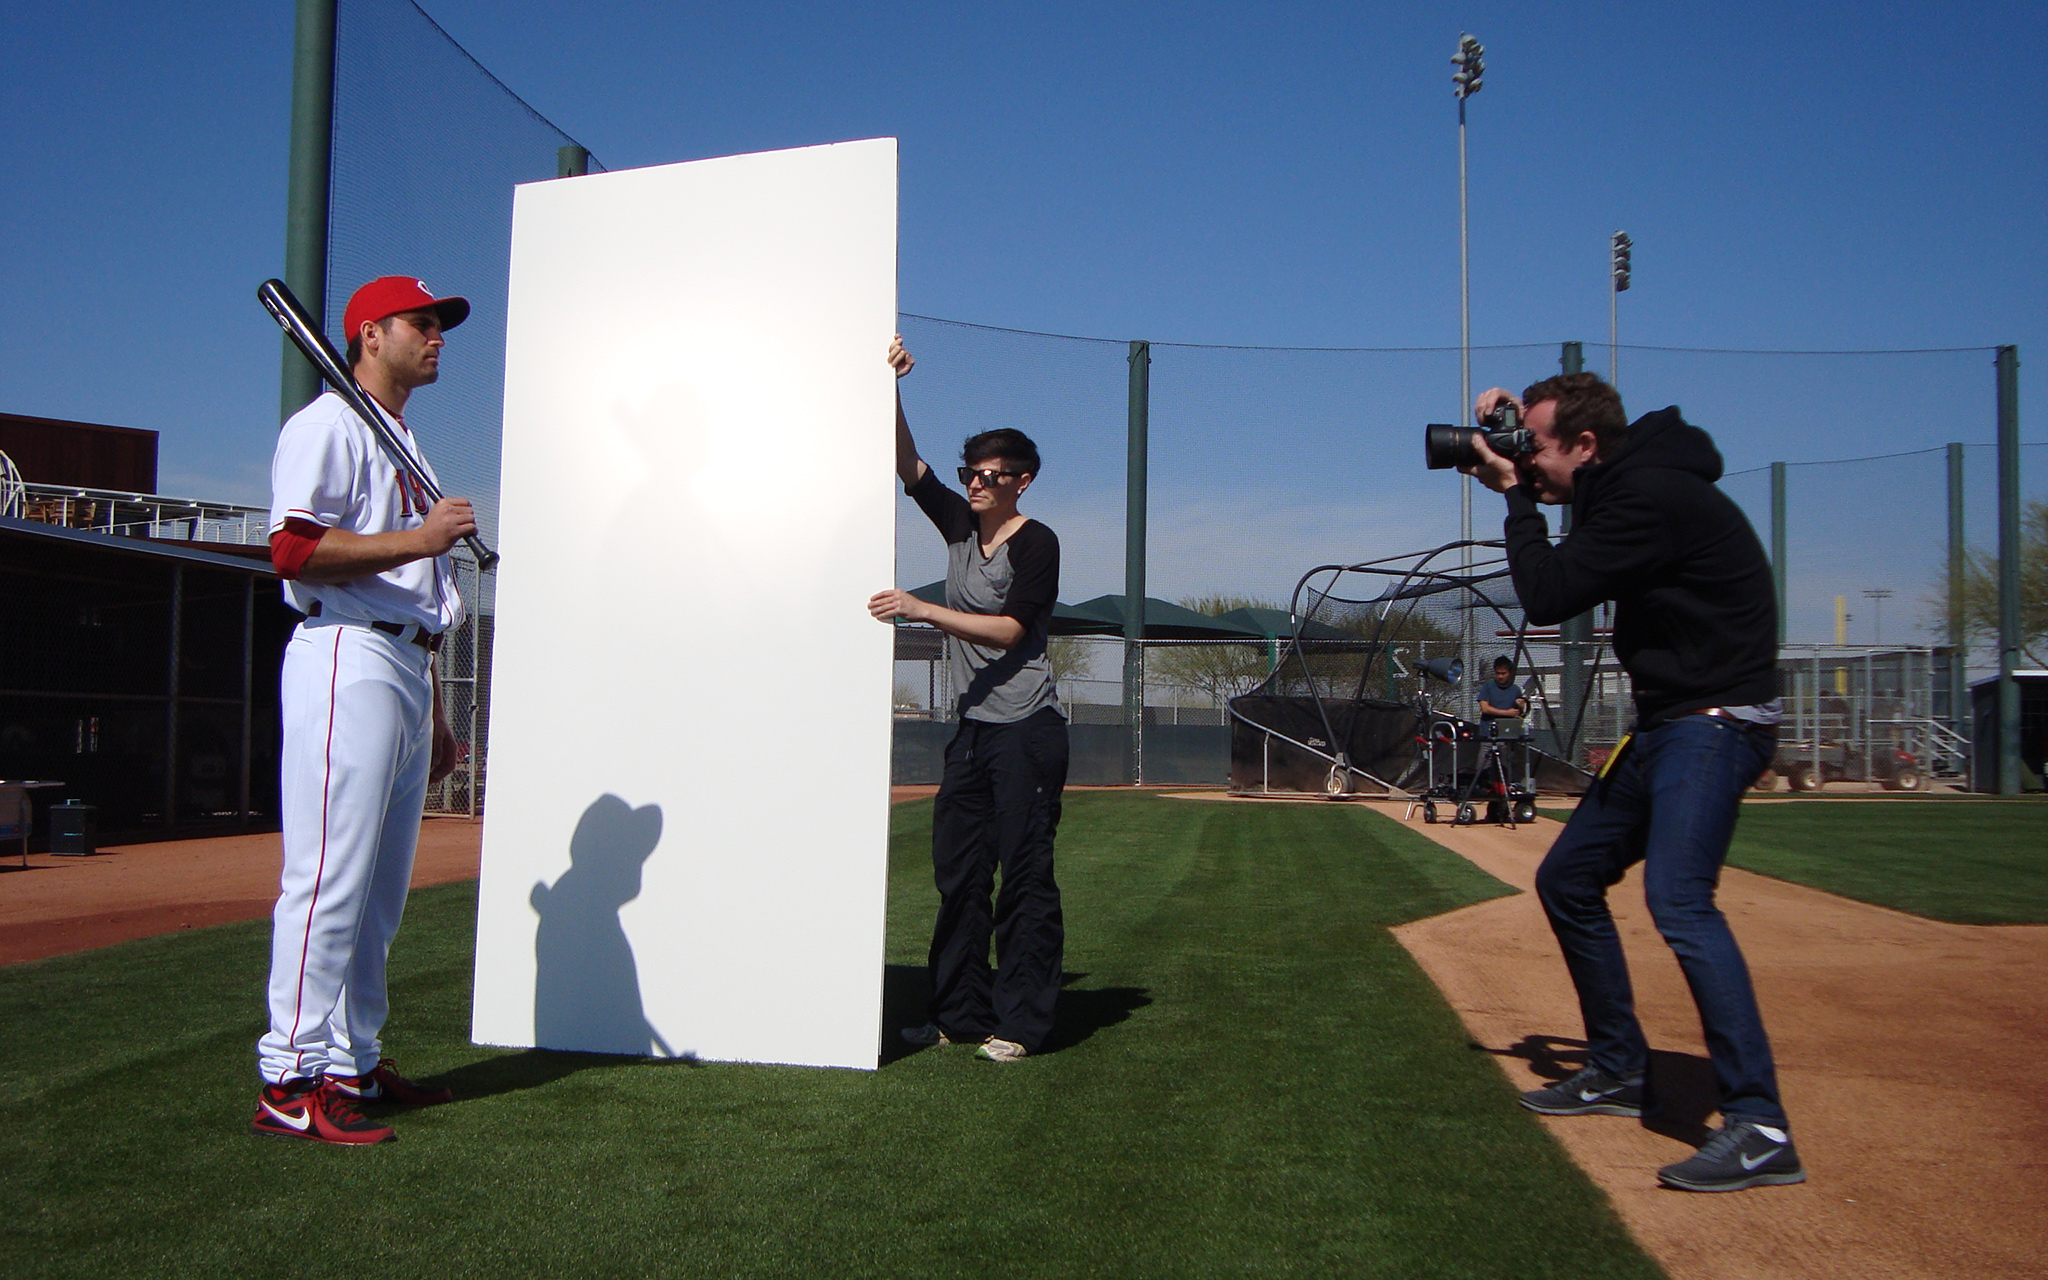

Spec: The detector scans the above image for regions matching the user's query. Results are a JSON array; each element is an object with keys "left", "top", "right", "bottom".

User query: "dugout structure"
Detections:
[
  {"left": 1228, "top": 540, "right": 1597, "bottom": 799},
  {"left": 0, "top": 517, "right": 297, "bottom": 842}
]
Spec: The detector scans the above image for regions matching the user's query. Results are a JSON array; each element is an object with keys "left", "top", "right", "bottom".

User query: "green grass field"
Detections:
[
  {"left": 0, "top": 793, "right": 1662, "bottom": 1279},
  {"left": 1726, "top": 800, "right": 2048, "bottom": 924},
  {"left": 1538, "top": 798, "right": 2046, "bottom": 925}
]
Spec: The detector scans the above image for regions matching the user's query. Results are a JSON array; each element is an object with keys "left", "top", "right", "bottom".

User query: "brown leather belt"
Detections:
[{"left": 306, "top": 601, "right": 443, "bottom": 652}]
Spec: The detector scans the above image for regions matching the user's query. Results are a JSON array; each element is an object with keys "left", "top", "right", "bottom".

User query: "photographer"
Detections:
[
  {"left": 1477, "top": 655, "right": 1529, "bottom": 737},
  {"left": 1461, "top": 373, "right": 1800, "bottom": 1193}
]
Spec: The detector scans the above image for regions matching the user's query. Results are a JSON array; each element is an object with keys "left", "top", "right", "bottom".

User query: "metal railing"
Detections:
[
  {"left": 1776, "top": 645, "right": 1966, "bottom": 787},
  {"left": 14, "top": 481, "right": 270, "bottom": 545}
]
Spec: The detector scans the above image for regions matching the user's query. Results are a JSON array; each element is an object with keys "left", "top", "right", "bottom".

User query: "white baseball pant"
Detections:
[{"left": 258, "top": 621, "right": 433, "bottom": 1083}]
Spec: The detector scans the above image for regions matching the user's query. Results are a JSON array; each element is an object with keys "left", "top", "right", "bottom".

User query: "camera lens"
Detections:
[{"left": 1425, "top": 424, "right": 1477, "bottom": 470}]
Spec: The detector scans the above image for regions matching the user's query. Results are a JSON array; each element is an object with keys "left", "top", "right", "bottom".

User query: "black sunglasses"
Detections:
[{"left": 958, "top": 466, "right": 1024, "bottom": 487}]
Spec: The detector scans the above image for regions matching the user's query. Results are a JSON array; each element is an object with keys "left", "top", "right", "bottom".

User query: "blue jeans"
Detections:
[{"left": 1535, "top": 714, "right": 1787, "bottom": 1125}]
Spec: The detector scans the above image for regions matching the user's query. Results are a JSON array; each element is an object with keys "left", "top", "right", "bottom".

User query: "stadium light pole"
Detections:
[
  {"left": 1862, "top": 588, "right": 1893, "bottom": 645},
  {"left": 1452, "top": 33, "right": 1484, "bottom": 555},
  {"left": 1609, "top": 231, "right": 1632, "bottom": 385},
  {"left": 1452, "top": 32, "right": 1484, "bottom": 688}
]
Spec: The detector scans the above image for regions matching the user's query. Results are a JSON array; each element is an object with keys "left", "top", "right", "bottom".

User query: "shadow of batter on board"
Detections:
[{"left": 531, "top": 793, "right": 675, "bottom": 1057}]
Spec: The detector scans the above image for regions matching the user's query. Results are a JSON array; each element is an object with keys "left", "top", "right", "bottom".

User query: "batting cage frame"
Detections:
[{"left": 1228, "top": 539, "right": 1600, "bottom": 801}]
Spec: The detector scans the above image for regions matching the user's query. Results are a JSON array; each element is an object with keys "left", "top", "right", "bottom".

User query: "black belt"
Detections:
[{"left": 306, "top": 601, "right": 443, "bottom": 652}]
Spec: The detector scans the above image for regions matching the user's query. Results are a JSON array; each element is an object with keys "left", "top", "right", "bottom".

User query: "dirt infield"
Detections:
[
  {"left": 1, "top": 795, "right": 953, "bottom": 965},
  {"left": 0, "top": 818, "right": 486, "bottom": 965},
  {"left": 1375, "top": 804, "right": 2048, "bottom": 1280}
]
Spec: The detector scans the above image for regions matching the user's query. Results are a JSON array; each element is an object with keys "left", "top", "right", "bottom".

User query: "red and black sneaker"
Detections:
[
  {"left": 250, "top": 1078, "right": 395, "bottom": 1144},
  {"left": 326, "top": 1058, "right": 452, "bottom": 1108}
]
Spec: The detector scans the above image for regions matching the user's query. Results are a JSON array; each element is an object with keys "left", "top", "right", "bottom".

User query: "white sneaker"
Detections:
[
  {"left": 899, "top": 1023, "right": 958, "bottom": 1047},
  {"left": 977, "top": 1037, "right": 1028, "bottom": 1062}
]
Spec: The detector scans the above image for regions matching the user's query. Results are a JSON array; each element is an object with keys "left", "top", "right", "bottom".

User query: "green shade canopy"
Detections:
[
  {"left": 1066, "top": 595, "right": 1268, "bottom": 640},
  {"left": 1212, "top": 606, "right": 1361, "bottom": 643}
]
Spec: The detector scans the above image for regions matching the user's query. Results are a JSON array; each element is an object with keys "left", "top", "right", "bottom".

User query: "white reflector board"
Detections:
[{"left": 471, "top": 139, "right": 898, "bottom": 1070}]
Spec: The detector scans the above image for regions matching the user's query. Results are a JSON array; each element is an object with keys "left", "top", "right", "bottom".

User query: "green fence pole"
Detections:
[
  {"left": 280, "top": 0, "right": 337, "bottom": 422},
  {"left": 558, "top": 145, "right": 590, "bottom": 178},
  {"left": 1995, "top": 346, "right": 2022, "bottom": 794},
  {"left": 1124, "top": 340, "right": 1151, "bottom": 786},
  {"left": 1556, "top": 342, "right": 1588, "bottom": 754},
  {"left": 1947, "top": 442, "right": 1967, "bottom": 739},
  {"left": 1770, "top": 462, "right": 1787, "bottom": 646}
]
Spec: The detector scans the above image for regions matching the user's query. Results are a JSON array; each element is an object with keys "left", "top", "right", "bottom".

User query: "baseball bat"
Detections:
[{"left": 257, "top": 278, "right": 500, "bottom": 571}]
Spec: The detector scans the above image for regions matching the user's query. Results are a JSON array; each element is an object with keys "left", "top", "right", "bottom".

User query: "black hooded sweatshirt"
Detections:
[{"left": 1502, "top": 406, "right": 1778, "bottom": 729}]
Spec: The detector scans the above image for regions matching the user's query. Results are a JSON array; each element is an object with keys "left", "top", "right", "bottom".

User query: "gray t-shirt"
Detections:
[
  {"left": 1478, "top": 679, "right": 1525, "bottom": 716},
  {"left": 910, "top": 469, "right": 1065, "bottom": 724}
]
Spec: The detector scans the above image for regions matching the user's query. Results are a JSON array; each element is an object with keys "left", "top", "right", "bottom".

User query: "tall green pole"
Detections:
[
  {"left": 558, "top": 145, "right": 590, "bottom": 178},
  {"left": 1556, "top": 341, "right": 1588, "bottom": 755},
  {"left": 1770, "top": 461, "right": 1788, "bottom": 646},
  {"left": 280, "top": 0, "right": 337, "bottom": 421},
  {"left": 1994, "top": 346, "right": 2022, "bottom": 794},
  {"left": 1947, "top": 442, "right": 1967, "bottom": 737},
  {"left": 1124, "top": 341, "right": 1151, "bottom": 785}
]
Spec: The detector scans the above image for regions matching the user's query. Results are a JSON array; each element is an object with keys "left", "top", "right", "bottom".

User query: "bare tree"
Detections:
[
  {"left": 1925, "top": 498, "right": 2047, "bottom": 667},
  {"left": 1147, "top": 595, "right": 1281, "bottom": 707},
  {"left": 1047, "top": 636, "right": 1093, "bottom": 688}
]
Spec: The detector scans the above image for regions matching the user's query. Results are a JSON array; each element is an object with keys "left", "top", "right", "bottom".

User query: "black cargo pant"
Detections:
[{"left": 928, "top": 707, "right": 1068, "bottom": 1052}]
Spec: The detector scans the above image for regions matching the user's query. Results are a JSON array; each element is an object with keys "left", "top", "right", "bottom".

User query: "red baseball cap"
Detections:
[{"left": 342, "top": 276, "right": 471, "bottom": 341}]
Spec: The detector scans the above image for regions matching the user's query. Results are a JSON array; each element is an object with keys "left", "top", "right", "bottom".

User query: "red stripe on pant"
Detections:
[{"left": 285, "top": 626, "right": 343, "bottom": 1080}]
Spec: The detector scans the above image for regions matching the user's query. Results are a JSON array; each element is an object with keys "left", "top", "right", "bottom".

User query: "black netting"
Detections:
[
  {"left": 327, "top": 0, "right": 602, "bottom": 812},
  {"left": 328, "top": 0, "right": 604, "bottom": 599}
]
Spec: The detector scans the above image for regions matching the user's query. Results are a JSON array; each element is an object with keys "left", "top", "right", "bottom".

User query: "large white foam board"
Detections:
[{"left": 471, "top": 139, "right": 898, "bottom": 1070}]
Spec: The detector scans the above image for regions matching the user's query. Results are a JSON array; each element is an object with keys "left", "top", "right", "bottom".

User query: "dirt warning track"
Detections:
[{"left": 0, "top": 819, "right": 486, "bottom": 965}]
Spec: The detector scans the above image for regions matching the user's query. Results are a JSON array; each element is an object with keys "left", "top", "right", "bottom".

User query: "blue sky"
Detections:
[{"left": 2, "top": 1, "right": 2042, "bottom": 640}]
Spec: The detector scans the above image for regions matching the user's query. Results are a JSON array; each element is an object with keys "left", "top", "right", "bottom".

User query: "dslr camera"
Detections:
[{"left": 1424, "top": 401, "right": 1535, "bottom": 470}]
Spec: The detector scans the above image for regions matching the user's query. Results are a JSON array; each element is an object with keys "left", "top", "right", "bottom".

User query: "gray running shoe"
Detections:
[
  {"left": 899, "top": 1023, "right": 961, "bottom": 1047},
  {"left": 1657, "top": 1120, "right": 1806, "bottom": 1192},
  {"left": 976, "top": 1037, "right": 1028, "bottom": 1063},
  {"left": 1519, "top": 1064, "right": 1645, "bottom": 1116}
]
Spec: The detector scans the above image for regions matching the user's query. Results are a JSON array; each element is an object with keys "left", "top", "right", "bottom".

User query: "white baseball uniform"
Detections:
[{"left": 258, "top": 390, "right": 463, "bottom": 1084}]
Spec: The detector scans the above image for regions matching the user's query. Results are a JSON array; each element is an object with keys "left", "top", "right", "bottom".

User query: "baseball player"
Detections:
[{"left": 251, "top": 276, "right": 474, "bottom": 1144}]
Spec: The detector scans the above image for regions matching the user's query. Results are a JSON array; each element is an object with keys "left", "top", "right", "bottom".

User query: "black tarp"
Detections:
[{"left": 1227, "top": 695, "right": 1423, "bottom": 794}]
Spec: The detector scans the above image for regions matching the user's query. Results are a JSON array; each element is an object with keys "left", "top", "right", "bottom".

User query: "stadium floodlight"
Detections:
[
  {"left": 1609, "top": 230, "right": 1633, "bottom": 384},
  {"left": 1452, "top": 34, "right": 1484, "bottom": 98}
]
